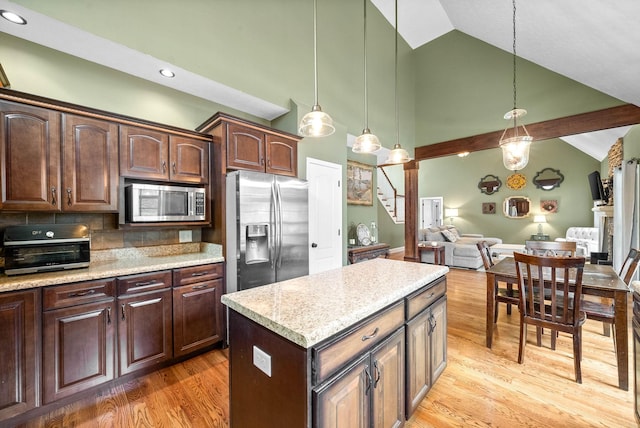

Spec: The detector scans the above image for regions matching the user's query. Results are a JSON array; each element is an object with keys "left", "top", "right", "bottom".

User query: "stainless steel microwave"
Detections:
[{"left": 124, "top": 183, "right": 206, "bottom": 222}]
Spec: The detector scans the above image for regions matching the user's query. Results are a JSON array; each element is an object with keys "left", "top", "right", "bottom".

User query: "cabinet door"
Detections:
[
  {"left": 117, "top": 288, "right": 173, "bottom": 375},
  {"left": 0, "top": 101, "right": 60, "bottom": 211},
  {"left": 0, "top": 289, "right": 39, "bottom": 421},
  {"left": 173, "top": 278, "right": 223, "bottom": 357},
  {"left": 62, "top": 114, "right": 119, "bottom": 211},
  {"left": 371, "top": 328, "right": 405, "bottom": 428},
  {"left": 405, "top": 308, "right": 431, "bottom": 417},
  {"left": 314, "top": 354, "right": 370, "bottom": 428},
  {"left": 430, "top": 297, "right": 447, "bottom": 382},
  {"left": 226, "top": 123, "right": 265, "bottom": 172},
  {"left": 169, "top": 135, "right": 209, "bottom": 183},
  {"left": 265, "top": 133, "right": 297, "bottom": 177},
  {"left": 119, "top": 125, "right": 169, "bottom": 180},
  {"left": 42, "top": 299, "right": 116, "bottom": 403}
]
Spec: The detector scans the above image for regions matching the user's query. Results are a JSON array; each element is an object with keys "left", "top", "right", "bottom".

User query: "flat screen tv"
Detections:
[{"left": 587, "top": 171, "right": 608, "bottom": 204}]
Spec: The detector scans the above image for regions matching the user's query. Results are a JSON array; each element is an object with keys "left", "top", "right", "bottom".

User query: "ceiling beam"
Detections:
[{"left": 414, "top": 104, "right": 640, "bottom": 161}]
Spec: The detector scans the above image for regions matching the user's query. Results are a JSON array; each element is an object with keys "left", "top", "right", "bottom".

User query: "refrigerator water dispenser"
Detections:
[{"left": 245, "top": 224, "right": 269, "bottom": 264}]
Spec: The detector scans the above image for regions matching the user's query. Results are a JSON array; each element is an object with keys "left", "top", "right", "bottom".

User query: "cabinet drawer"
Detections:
[
  {"left": 313, "top": 301, "right": 404, "bottom": 384},
  {"left": 173, "top": 263, "right": 223, "bottom": 287},
  {"left": 405, "top": 278, "right": 446, "bottom": 321},
  {"left": 117, "top": 270, "right": 172, "bottom": 295},
  {"left": 43, "top": 278, "right": 116, "bottom": 310}
]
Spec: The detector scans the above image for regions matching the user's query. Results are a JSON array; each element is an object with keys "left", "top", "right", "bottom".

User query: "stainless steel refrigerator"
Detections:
[{"left": 226, "top": 170, "right": 309, "bottom": 292}]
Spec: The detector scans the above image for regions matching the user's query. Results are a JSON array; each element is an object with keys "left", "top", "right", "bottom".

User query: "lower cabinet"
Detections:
[
  {"left": 42, "top": 278, "right": 117, "bottom": 404},
  {"left": 0, "top": 289, "right": 40, "bottom": 421},
  {"left": 173, "top": 263, "right": 224, "bottom": 357},
  {"left": 314, "top": 328, "right": 405, "bottom": 428},
  {"left": 117, "top": 271, "right": 173, "bottom": 375},
  {"left": 405, "top": 281, "right": 447, "bottom": 417}
]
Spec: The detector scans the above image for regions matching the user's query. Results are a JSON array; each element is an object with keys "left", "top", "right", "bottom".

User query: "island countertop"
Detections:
[{"left": 222, "top": 258, "right": 449, "bottom": 348}]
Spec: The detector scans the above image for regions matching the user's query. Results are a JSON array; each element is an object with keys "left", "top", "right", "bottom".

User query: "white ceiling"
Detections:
[{"left": 2, "top": 0, "right": 638, "bottom": 161}]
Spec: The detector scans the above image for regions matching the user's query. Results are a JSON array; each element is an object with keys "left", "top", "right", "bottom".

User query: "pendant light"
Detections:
[
  {"left": 298, "top": 0, "right": 335, "bottom": 138},
  {"left": 499, "top": 0, "right": 532, "bottom": 171},
  {"left": 385, "top": 0, "right": 410, "bottom": 165},
  {"left": 352, "top": 0, "right": 381, "bottom": 154}
]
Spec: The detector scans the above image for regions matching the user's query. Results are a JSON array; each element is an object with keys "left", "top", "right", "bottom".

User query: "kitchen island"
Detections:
[{"left": 222, "top": 258, "right": 449, "bottom": 428}]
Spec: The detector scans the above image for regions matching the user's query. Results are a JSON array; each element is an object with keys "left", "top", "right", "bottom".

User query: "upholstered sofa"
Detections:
[
  {"left": 419, "top": 225, "right": 502, "bottom": 269},
  {"left": 555, "top": 227, "right": 599, "bottom": 256}
]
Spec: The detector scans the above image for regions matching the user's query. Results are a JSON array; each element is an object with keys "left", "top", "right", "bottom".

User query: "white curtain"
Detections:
[{"left": 613, "top": 159, "right": 639, "bottom": 272}]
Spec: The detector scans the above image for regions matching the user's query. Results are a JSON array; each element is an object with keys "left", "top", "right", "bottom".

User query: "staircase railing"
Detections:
[{"left": 378, "top": 167, "right": 405, "bottom": 223}]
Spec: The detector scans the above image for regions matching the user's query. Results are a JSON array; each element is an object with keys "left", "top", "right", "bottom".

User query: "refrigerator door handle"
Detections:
[
  {"left": 276, "top": 182, "right": 284, "bottom": 268},
  {"left": 270, "top": 181, "right": 278, "bottom": 269}
]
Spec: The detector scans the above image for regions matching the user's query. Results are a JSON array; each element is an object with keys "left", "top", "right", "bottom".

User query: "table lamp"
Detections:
[
  {"left": 444, "top": 208, "right": 458, "bottom": 225},
  {"left": 533, "top": 215, "right": 547, "bottom": 235}
]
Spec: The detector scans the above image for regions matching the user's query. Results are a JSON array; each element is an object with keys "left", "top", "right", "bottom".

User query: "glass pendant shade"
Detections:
[
  {"left": 353, "top": 128, "right": 381, "bottom": 153},
  {"left": 499, "top": 108, "right": 532, "bottom": 171},
  {"left": 299, "top": 104, "right": 335, "bottom": 137},
  {"left": 385, "top": 143, "right": 410, "bottom": 164}
]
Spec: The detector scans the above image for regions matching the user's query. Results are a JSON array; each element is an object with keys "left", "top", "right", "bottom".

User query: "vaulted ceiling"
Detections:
[{"left": 2, "top": 0, "right": 639, "bottom": 161}]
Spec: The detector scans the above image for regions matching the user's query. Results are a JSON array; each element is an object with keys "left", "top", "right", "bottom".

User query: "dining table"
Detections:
[{"left": 485, "top": 257, "right": 631, "bottom": 390}]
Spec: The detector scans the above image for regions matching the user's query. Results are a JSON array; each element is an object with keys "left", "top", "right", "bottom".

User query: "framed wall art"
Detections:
[
  {"left": 540, "top": 200, "right": 558, "bottom": 213},
  {"left": 0, "top": 64, "right": 10, "bottom": 88},
  {"left": 347, "top": 160, "right": 374, "bottom": 205},
  {"left": 482, "top": 202, "right": 496, "bottom": 214}
]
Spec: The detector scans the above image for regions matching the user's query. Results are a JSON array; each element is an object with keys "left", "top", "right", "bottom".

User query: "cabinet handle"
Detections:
[
  {"left": 68, "top": 289, "right": 96, "bottom": 298},
  {"left": 134, "top": 280, "right": 156, "bottom": 287},
  {"left": 107, "top": 306, "right": 112, "bottom": 325},
  {"left": 429, "top": 315, "right": 437, "bottom": 334},
  {"left": 261, "top": 157, "right": 265, "bottom": 166},
  {"left": 190, "top": 272, "right": 208, "bottom": 277},
  {"left": 162, "top": 160, "right": 167, "bottom": 173},
  {"left": 373, "top": 360, "right": 381, "bottom": 388},
  {"left": 172, "top": 161, "right": 176, "bottom": 174},
  {"left": 51, "top": 187, "right": 57, "bottom": 205},
  {"left": 364, "top": 364, "right": 372, "bottom": 395},
  {"left": 361, "top": 327, "right": 379, "bottom": 342},
  {"left": 192, "top": 284, "right": 209, "bottom": 290},
  {"left": 66, "top": 188, "right": 72, "bottom": 206},
  {"left": 121, "top": 304, "right": 126, "bottom": 321}
]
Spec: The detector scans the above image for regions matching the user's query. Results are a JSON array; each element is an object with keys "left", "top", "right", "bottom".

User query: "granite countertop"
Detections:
[
  {"left": 0, "top": 242, "right": 224, "bottom": 293},
  {"left": 222, "top": 258, "right": 449, "bottom": 348}
]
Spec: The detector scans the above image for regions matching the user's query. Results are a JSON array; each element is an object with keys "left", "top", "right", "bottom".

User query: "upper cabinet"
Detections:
[
  {"left": 63, "top": 114, "right": 119, "bottom": 211},
  {"left": 120, "top": 125, "right": 209, "bottom": 184},
  {"left": 0, "top": 101, "right": 60, "bottom": 211},
  {"left": 0, "top": 103, "right": 119, "bottom": 212},
  {"left": 226, "top": 122, "right": 298, "bottom": 176}
]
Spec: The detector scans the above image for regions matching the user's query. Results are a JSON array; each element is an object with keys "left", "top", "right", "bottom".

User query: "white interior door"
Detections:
[
  {"left": 420, "top": 197, "right": 443, "bottom": 229},
  {"left": 307, "top": 158, "right": 342, "bottom": 274}
]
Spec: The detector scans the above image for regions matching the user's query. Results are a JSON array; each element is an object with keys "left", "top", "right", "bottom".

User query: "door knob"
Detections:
[{"left": 311, "top": 243, "right": 318, "bottom": 248}]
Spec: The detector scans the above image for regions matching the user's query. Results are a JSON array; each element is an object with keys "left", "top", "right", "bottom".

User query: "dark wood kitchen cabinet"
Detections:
[
  {"left": 0, "top": 101, "right": 60, "bottom": 211},
  {"left": 0, "top": 102, "right": 119, "bottom": 212},
  {"left": 120, "top": 125, "right": 209, "bottom": 184},
  {"left": 117, "top": 270, "right": 173, "bottom": 375},
  {"left": 172, "top": 263, "right": 224, "bottom": 357},
  {"left": 62, "top": 114, "right": 119, "bottom": 211},
  {"left": 0, "top": 289, "right": 40, "bottom": 421},
  {"left": 42, "top": 279, "right": 117, "bottom": 404}
]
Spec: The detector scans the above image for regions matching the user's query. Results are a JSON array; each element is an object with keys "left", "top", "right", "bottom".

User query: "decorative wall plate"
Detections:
[
  {"left": 506, "top": 173, "right": 526, "bottom": 190},
  {"left": 540, "top": 199, "right": 558, "bottom": 213}
]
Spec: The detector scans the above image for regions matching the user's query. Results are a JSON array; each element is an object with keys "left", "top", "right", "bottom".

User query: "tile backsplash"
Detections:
[{"left": 0, "top": 212, "right": 202, "bottom": 251}]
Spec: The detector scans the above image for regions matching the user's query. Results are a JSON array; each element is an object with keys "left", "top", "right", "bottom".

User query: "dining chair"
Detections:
[
  {"left": 477, "top": 241, "right": 519, "bottom": 322},
  {"left": 524, "top": 240, "right": 577, "bottom": 257},
  {"left": 514, "top": 252, "right": 586, "bottom": 383},
  {"left": 582, "top": 248, "right": 640, "bottom": 344}
]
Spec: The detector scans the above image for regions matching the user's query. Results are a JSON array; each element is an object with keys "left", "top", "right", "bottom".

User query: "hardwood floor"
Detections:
[{"left": 17, "top": 259, "right": 636, "bottom": 427}]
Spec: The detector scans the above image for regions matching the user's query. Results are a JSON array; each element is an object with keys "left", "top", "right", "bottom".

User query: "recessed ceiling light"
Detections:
[
  {"left": 159, "top": 68, "right": 175, "bottom": 78},
  {"left": 457, "top": 151, "right": 470, "bottom": 157},
  {"left": 1, "top": 10, "right": 27, "bottom": 25}
]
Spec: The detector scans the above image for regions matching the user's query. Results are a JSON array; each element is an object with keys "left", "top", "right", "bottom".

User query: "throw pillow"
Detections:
[
  {"left": 447, "top": 226, "right": 460, "bottom": 238},
  {"left": 441, "top": 229, "right": 458, "bottom": 242}
]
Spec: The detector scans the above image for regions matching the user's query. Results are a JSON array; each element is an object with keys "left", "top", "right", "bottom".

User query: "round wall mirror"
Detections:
[
  {"left": 533, "top": 168, "right": 564, "bottom": 190},
  {"left": 503, "top": 196, "right": 531, "bottom": 218},
  {"left": 478, "top": 174, "right": 502, "bottom": 195}
]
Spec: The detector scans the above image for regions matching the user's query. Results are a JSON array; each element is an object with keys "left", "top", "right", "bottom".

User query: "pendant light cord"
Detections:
[
  {"left": 363, "top": 0, "right": 369, "bottom": 129},
  {"left": 313, "top": 0, "right": 319, "bottom": 105},
  {"left": 512, "top": 0, "right": 518, "bottom": 131},
  {"left": 395, "top": 0, "right": 399, "bottom": 147}
]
